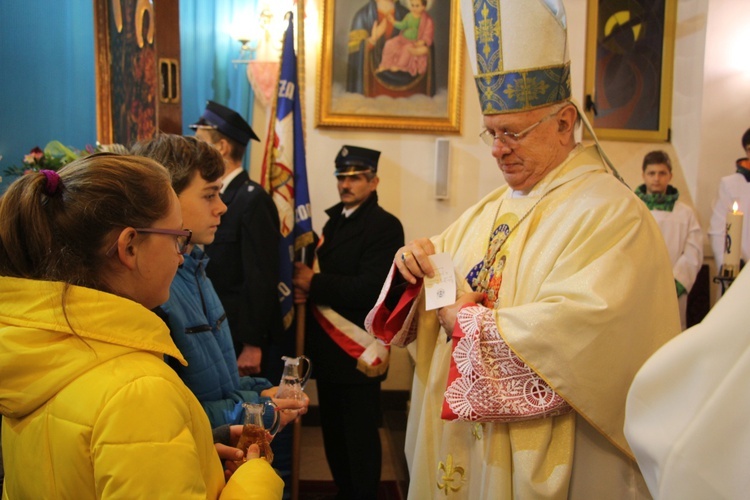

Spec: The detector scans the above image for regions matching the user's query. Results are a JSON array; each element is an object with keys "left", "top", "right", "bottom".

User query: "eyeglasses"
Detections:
[
  {"left": 106, "top": 228, "right": 193, "bottom": 257},
  {"left": 479, "top": 110, "right": 559, "bottom": 147}
]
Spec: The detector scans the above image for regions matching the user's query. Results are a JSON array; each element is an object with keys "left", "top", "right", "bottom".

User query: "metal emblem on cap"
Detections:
[{"left": 341, "top": 147, "right": 348, "bottom": 157}]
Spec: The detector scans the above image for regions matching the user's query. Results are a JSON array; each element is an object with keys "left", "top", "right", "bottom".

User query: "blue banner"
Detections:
[{"left": 262, "top": 13, "right": 313, "bottom": 330}]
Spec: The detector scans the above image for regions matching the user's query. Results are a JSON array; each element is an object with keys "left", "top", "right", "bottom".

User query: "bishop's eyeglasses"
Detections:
[{"left": 479, "top": 110, "right": 559, "bottom": 147}]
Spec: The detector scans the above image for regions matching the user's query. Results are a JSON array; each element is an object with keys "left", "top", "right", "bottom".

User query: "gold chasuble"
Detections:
[{"left": 367, "top": 145, "right": 680, "bottom": 499}]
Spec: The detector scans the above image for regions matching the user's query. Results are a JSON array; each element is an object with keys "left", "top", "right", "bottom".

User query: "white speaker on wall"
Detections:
[{"left": 434, "top": 138, "right": 450, "bottom": 200}]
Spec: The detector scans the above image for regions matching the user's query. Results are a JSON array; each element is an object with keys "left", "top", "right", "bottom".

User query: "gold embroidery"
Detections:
[
  {"left": 472, "top": 184, "right": 564, "bottom": 296},
  {"left": 476, "top": 3, "right": 495, "bottom": 60},
  {"left": 472, "top": 423, "right": 483, "bottom": 440},
  {"left": 437, "top": 454, "right": 465, "bottom": 494},
  {"left": 504, "top": 75, "right": 550, "bottom": 106}
]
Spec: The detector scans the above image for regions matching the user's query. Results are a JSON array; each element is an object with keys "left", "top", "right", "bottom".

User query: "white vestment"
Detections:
[
  {"left": 368, "top": 146, "right": 681, "bottom": 499},
  {"left": 625, "top": 266, "right": 750, "bottom": 499},
  {"left": 648, "top": 201, "right": 704, "bottom": 329}
]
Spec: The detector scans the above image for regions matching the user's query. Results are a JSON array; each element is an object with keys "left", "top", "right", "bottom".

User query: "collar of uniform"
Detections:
[
  {"left": 326, "top": 191, "right": 379, "bottom": 220},
  {"left": 341, "top": 205, "right": 358, "bottom": 218},
  {"left": 635, "top": 184, "right": 679, "bottom": 211},
  {"left": 736, "top": 158, "right": 750, "bottom": 182},
  {"left": 220, "top": 167, "right": 244, "bottom": 194}
]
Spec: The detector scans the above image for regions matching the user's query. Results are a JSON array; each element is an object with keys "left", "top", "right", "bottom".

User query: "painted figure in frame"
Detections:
[{"left": 347, "top": 0, "right": 435, "bottom": 98}]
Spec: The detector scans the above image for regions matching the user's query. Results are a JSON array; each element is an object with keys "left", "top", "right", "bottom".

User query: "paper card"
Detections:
[{"left": 424, "top": 252, "right": 457, "bottom": 311}]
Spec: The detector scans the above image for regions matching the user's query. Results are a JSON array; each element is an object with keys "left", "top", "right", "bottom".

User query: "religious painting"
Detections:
[
  {"left": 94, "top": 0, "right": 182, "bottom": 145},
  {"left": 583, "top": 0, "right": 676, "bottom": 141},
  {"left": 316, "top": 0, "right": 463, "bottom": 133}
]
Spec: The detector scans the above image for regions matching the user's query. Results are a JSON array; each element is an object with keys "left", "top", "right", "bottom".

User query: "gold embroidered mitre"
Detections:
[{"left": 460, "top": 0, "right": 571, "bottom": 114}]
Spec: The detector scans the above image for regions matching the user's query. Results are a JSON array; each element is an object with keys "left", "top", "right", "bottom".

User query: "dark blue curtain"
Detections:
[{"left": 180, "top": 0, "right": 259, "bottom": 169}]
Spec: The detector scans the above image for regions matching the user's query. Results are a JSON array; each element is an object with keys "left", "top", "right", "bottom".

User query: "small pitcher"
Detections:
[
  {"left": 275, "top": 355, "right": 312, "bottom": 400},
  {"left": 235, "top": 401, "right": 280, "bottom": 464}
]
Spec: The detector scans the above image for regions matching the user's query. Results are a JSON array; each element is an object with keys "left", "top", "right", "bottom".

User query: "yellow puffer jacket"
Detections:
[{"left": 0, "top": 277, "right": 282, "bottom": 499}]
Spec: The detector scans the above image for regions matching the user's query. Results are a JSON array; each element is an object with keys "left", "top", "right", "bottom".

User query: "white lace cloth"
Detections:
[{"left": 443, "top": 305, "right": 571, "bottom": 422}]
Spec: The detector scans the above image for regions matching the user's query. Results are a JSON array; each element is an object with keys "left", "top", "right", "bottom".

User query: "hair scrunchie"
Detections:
[{"left": 40, "top": 169, "right": 62, "bottom": 197}]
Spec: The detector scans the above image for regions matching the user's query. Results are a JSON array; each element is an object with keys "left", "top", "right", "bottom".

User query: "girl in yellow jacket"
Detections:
[{"left": 0, "top": 155, "right": 283, "bottom": 499}]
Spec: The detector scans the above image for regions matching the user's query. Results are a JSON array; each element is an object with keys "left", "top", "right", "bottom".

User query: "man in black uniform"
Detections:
[
  {"left": 191, "top": 101, "right": 284, "bottom": 379},
  {"left": 293, "top": 145, "right": 404, "bottom": 500}
]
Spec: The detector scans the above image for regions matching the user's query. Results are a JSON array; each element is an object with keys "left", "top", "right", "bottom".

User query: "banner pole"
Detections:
[
  {"left": 291, "top": 302, "right": 305, "bottom": 500},
  {"left": 292, "top": 2, "right": 307, "bottom": 497}
]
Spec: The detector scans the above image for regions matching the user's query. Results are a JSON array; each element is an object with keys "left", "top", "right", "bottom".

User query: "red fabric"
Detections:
[
  {"left": 311, "top": 307, "right": 370, "bottom": 362},
  {"left": 369, "top": 279, "right": 422, "bottom": 344}
]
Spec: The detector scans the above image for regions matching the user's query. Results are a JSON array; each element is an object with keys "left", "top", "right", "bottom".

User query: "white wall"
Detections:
[
  {"left": 696, "top": 0, "right": 750, "bottom": 256},
  {"left": 247, "top": 0, "right": 750, "bottom": 389}
]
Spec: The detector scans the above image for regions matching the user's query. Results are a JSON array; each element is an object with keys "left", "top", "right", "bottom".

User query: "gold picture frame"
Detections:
[
  {"left": 94, "top": 0, "right": 182, "bottom": 145},
  {"left": 583, "top": 0, "right": 676, "bottom": 142},
  {"left": 315, "top": 0, "right": 463, "bottom": 134}
]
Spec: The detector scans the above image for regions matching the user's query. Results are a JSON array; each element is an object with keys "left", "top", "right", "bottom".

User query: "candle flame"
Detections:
[{"left": 733, "top": 201, "right": 739, "bottom": 213}]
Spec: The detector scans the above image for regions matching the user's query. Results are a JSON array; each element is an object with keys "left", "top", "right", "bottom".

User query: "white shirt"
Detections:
[
  {"left": 219, "top": 167, "right": 244, "bottom": 195},
  {"left": 341, "top": 205, "right": 360, "bottom": 218}
]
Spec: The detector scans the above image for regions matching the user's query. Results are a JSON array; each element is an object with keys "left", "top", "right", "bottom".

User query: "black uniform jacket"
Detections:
[
  {"left": 205, "top": 170, "right": 283, "bottom": 353},
  {"left": 306, "top": 192, "right": 405, "bottom": 384}
]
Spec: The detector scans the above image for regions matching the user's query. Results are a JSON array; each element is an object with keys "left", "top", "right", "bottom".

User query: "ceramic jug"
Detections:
[{"left": 275, "top": 355, "right": 312, "bottom": 400}]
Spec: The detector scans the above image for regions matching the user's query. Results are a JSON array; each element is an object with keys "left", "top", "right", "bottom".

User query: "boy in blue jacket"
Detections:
[{"left": 132, "top": 135, "right": 307, "bottom": 429}]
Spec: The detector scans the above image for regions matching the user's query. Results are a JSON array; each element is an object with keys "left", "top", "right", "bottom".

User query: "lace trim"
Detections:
[{"left": 443, "top": 306, "right": 571, "bottom": 422}]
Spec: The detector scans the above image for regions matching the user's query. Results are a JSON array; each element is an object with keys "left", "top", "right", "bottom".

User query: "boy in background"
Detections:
[{"left": 636, "top": 150, "right": 704, "bottom": 329}]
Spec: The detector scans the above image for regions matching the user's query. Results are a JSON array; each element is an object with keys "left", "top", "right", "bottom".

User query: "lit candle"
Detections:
[{"left": 723, "top": 201, "right": 743, "bottom": 277}]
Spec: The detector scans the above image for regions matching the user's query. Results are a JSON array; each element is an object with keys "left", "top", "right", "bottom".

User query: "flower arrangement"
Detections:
[{"left": 2, "top": 141, "right": 97, "bottom": 178}]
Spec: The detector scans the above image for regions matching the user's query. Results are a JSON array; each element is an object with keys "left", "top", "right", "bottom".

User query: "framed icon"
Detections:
[
  {"left": 583, "top": 0, "right": 677, "bottom": 141},
  {"left": 316, "top": 0, "right": 464, "bottom": 133}
]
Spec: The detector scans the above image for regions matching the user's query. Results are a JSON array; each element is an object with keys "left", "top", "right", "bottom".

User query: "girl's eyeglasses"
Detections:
[{"left": 106, "top": 228, "right": 192, "bottom": 257}]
